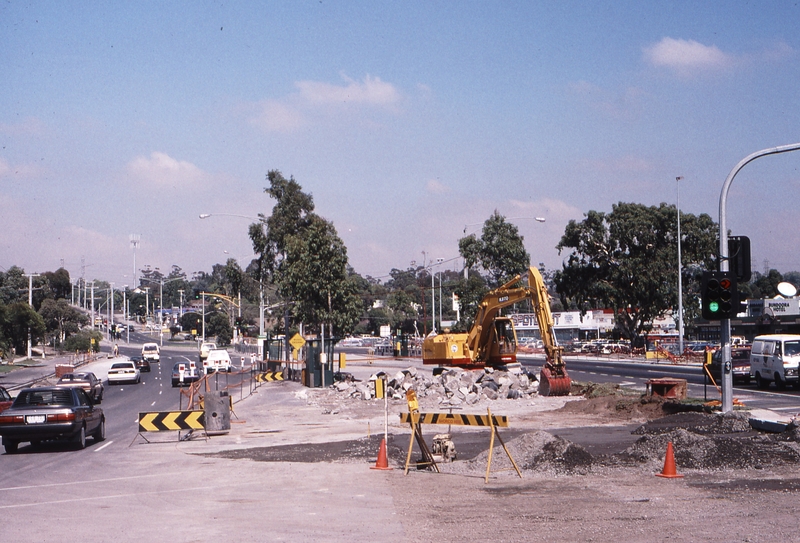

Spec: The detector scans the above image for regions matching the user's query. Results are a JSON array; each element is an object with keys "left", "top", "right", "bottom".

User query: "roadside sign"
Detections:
[
  {"left": 289, "top": 333, "right": 306, "bottom": 350},
  {"left": 380, "top": 325, "right": 391, "bottom": 338}
]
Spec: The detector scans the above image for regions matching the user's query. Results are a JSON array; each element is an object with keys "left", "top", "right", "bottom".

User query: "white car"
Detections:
[
  {"left": 203, "top": 349, "right": 232, "bottom": 373},
  {"left": 199, "top": 342, "right": 217, "bottom": 361},
  {"left": 107, "top": 361, "right": 141, "bottom": 385}
]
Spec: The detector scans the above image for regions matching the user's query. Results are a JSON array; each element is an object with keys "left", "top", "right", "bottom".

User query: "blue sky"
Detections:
[{"left": 2, "top": 1, "right": 800, "bottom": 285}]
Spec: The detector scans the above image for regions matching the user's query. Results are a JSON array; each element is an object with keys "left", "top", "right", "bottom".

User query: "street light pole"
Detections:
[{"left": 676, "top": 176, "right": 684, "bottom": 355}]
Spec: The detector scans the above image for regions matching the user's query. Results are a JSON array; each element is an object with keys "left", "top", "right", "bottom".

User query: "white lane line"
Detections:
[
  {"left": 150, "top": 401, "right": 156, "bottom": 406},
  {"left": 94, "top": 440, "right": 113, "bottom": 452},
  {"left": 0, "top": 472, "right": 182, "bottom": 492},
  {"left": 771, "top": 406, "right": 800, "bottom": 411}
]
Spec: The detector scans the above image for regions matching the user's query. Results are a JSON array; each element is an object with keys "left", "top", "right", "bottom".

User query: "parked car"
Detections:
[
  {"left": 171, "top": 362, "right": 202, "bottom": 387},
  {"left": 0, "top": 386, "right": 12, "bottom": 413},
  {"left": 130, "top": 355, "right": 151, "bottom": 373},
  {"left": 0, "top": 386, "right": 105, "bottom": 453},
  {"left": 710, "top": 347, "right": 752, "bottom": 385},
  {"left": 107, "top": 361, "right": 141, "bottom": 385},
  {"left": 203, "top": 349, "right": 232, "bottom": 373},
  {"left": 56, "top": 372, "right": 105, "bottom": 403}
]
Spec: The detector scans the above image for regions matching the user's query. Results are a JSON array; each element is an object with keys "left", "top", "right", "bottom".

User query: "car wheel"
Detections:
[
  {"left": 756, "top": 372, "right": 769, "bottom": 389},
  {"left": 74, "top": 425, "right": 86, "bottom": 450},
  {"left": 93, "top": 418, "right": 106, "bottom": 442},
  {"left": 3, "top": 438, "right": 19, "bottom": 454},
  {"left": 775, "top": 373, "right": 787, "bottom": 390}
]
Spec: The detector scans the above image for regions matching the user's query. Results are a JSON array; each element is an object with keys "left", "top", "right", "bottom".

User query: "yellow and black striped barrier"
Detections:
[
  {"left": 138, "top": 411, "right": 205, "bottom": 432},
  {"left": 256, "top": 371, "right": 284, "bottom": 383},
  {"left": 400, "top": 412, "right": 509, "bottom": 427}
]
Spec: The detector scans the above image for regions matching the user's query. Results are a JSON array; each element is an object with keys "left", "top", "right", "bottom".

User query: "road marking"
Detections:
[
  {"left": 771, "top": 406, "right": 800, "bottom": 411},
  {"left": 151, "top": 401, "right": 156, "bottom": 406},
  {"left": 0, "top": 473, "right": 182, "bottom": 492},
  {"left": 159, "top": 390, "right": 162, "bottom": 395},
  {"left": 94, "top": 440, "right": 113, "bottom": 452},
  {"left": 620, "top": 381, "right": 636, "bottom": 386}
]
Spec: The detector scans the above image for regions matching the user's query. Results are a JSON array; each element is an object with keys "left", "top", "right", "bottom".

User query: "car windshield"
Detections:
[
  {"left": 143, "top": 346, "right": 157, "bottom": 351},
  {"left": 784, "top": 341, "right": 800, "bottom": 357},
  {"left": 111, "top": 363, "right": 134, "bottom": 369},
  {"left": 14, "top": 389, "right": 74, "bottom": 407}
]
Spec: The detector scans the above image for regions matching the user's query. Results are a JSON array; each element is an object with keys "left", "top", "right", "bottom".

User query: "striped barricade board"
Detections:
[
  {"left": 256, "top": 371, "right": 284, "bottom": 383},
  {"left": 138, "top": 410, "right": 206, "bottom": 432},
  {"left": 399, "top": 412, "right": 509, "bottom": 427}
]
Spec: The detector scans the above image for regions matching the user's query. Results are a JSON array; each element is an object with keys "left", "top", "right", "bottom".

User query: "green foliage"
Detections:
[
  {"left": 181, "top": 312, "right": 203, "bottom": 334},
  {"left": 64, "top": 330, "right": 103, "bottom": 353},
  {"left": 553, "top": 202, "right": 717, "bottom": 343},
  {"left": 251, "top": 170, "right": 364, "bottom": 338},
  {"left": 452, "top": 270, "right": 489, "bottom": 331},
  {"left": 458, "top": 210, "right": 530, "bottom": 287},
  {"left": 207, "top": 313, "right": 232, "bottom": 346},
  {"left": 38, "top": 299, "right": 88, "bottom": 342}
]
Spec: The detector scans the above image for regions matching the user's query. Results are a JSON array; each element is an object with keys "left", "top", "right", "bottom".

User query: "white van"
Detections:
[
  {"left": 749, "top": 334, "right": 800, "bottom": 389},
  {"left": 203, "top": 349, "right": 232, "bottom": 373},
  {"left": 142, "top": 342, "right": 160, "bottom": 362}
]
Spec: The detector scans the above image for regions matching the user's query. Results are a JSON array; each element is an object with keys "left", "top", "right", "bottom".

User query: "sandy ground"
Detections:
[{"left": 197, "top": 364, "right": 800, "bottom": 543}]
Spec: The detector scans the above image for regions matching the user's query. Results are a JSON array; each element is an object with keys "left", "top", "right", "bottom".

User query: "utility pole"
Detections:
[{"left": 26, "top": 273, "right": 40, "bottom": 359}]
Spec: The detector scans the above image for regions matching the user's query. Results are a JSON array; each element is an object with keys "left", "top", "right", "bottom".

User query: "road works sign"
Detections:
[
  {"left": 138, "top": 411, "right": 205, "bottom": 432},
  {"left": 255, "top": 371, "right": 284, "bottom": 383},
  {"left": 289, "top": 333, "right": 306, "bottom": 350}
]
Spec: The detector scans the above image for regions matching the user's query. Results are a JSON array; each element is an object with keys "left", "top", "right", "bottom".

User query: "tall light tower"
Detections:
[{"left": 130, "top": 234, "right": 141, "bottom": 288}]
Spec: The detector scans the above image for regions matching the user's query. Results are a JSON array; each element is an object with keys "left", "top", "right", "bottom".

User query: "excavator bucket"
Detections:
[{"left": 539, "top": 364, "right": 571, "bottom": 396}]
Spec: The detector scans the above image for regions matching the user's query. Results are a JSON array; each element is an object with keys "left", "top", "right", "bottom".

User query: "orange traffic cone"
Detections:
[
  {"left": 371, "top": 438, "right": 392, "bottom": 470},
  {"left": 656, "top": 441, "right": 683, "bottom": 478}
]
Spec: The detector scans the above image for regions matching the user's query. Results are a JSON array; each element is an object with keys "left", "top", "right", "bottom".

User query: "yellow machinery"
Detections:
[{"left": 422, "top": 266, "right": 571, "bottom": 396}]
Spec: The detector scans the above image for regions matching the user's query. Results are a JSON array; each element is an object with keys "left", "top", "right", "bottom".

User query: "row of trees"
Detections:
[{"left": 5, "top": 170, "right": 799, "bottom": 357}]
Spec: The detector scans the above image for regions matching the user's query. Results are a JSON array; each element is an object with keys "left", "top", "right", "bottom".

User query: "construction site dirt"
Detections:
[{"left": 197, "top": 364, "right": 800, "bottom": 543}]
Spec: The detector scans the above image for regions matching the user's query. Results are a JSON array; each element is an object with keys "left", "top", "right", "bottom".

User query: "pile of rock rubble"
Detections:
[{"left": 332, "top": 365, "right": 540, "bottom": 405}]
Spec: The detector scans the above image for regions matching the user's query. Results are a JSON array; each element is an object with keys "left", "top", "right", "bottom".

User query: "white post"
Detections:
[{"left": 676, "top": 177, "right": 684, "bottom": 356}]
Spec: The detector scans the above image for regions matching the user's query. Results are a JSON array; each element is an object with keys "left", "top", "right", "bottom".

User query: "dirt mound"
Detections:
[
  {"left": 621, "top": 429, "right": 800, "bottom": 470},
  {"left": 441, "top": 431, "right": 594, "bottom": 477},
  {"left": 556, "top": 394, "right": 667, "bottom": 421},
  {"left": 632, "top": 411, "right": 753, "bottom": 435}
]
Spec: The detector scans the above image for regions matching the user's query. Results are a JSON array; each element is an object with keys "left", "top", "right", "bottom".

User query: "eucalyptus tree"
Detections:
[
  {"left": 250, "top": 170, "right": 364, "bottom": 337},
  {"left": 553, "top": 202, "right": 717, "bottom": 344}
]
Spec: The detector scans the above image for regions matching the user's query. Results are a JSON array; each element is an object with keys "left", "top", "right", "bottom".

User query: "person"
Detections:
[{"left": 113, "top": 343, "right": 119, "bottom": 357}]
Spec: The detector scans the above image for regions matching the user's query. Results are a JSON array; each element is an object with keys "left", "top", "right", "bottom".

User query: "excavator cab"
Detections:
[{"left": 486, "top": 317, "right": 518, "bottom": 366}]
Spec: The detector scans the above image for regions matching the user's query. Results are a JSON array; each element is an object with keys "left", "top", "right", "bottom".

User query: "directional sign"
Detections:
[
  {"left": 289, "top": 333, "right": 306, "bottom": 350},
  {"left": 399, "top": 412, "right": 509, "bottom": 427},
  {"left": 138, "top": 411, "right": 205, "bottom": 432},
  {"left": 255, "top": 371, "right": 284, "bottom": 383}
]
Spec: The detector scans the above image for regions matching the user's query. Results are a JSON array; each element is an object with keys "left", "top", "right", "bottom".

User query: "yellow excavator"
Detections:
[{"left": 422, "top": 266, "right": 571, "bottom": 396}]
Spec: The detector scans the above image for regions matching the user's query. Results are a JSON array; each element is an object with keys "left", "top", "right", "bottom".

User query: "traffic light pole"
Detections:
[{"left": 718, "top": 142, "right": 800, "bottom": 413}]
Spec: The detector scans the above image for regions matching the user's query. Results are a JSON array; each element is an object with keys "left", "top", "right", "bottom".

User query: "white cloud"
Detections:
[
  {"left": 250, "top": 74, "right": 402, "bottom": 133},
  {"left": 296, "top": 74, "right": 400, "bottom": 106},
  {"left": 126, "top": 152, "right": 206, "bottom": 188},
  {"left": 644, "top": 37, "right": 730, "bottom": 71}
]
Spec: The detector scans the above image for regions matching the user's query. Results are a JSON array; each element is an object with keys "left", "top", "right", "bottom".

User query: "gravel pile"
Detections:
[{"left": 331, "top": 366, "right": 540, "bottom": 406}]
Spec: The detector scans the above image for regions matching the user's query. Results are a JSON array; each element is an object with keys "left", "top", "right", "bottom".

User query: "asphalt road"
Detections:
[{"left": 519, "top": 353, "right": 800, "bottom": 415}]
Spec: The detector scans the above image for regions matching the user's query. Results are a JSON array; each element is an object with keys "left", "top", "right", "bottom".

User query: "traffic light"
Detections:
[{"left": 701, "top": 270, "right": 737, "bottom": 320}]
